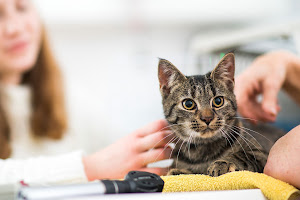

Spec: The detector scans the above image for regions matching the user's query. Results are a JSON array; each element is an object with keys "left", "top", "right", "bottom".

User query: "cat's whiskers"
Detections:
[
  {"left": 143, "top": 134, "right": 176, "bottom": 167},
  {"left": 192, "top": 133, "right": 197, "bottom": 148},
  {"left": 219, "top": 118, "right": 268, "bottom": 147},
  {"left": 148, "top": 122, "right": 189, "bottom": 151},
  {"left": 183, "top": 137, "right": 189, "bottom": 156},
  {"left": 232, "top": 116, "right": 259, "bottom": 122},
  {"left": 176, "top": 139, "right": 187, "bottom": 169},
  {"left": 229, "top": 126, "right": 267, "bottom": 164},
  {"left": 146, "top": 131, "right": 174, "bottom": 156},
  {"left": 219, "top": 127, "right": 228, "bottom": 144},
  {"left": 224, "top": 127, "right": 250, "bottom": 160},
  {"left": 214, "top": 115, "right": 265, "bottom": 165},
  {"left": 168, "top": 138, "right": 181, "bottom": 171},
  {"left": 223, "top": 124, "right": 257, "bottom": 162},
  {"left": 157, "top": 122, "right": 188, "bottom": 132},
  {"left": 186, "top": 133, "right": 193, "bottom": 160},
  {"left": 146, "top": 122, "right": 188, "bottom": 159},
  {"left": 219, "top": 127, "right": 234, "bottom": 153},
  {"left": 230, "top": 125, "right": 264, "bottom": 149},
  {"left": 149, "top": 135, "right": 178, "bottom": 165},
  {"left": 234, "top": 125, "right": 272, "bottom": 143}
]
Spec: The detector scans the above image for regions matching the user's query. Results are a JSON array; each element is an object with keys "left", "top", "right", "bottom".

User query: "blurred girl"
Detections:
[{"left": 0, "top": 0, "right": 172, "bottom": 184}]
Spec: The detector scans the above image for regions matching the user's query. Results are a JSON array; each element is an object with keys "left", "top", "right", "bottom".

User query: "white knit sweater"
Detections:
[{"left": 0, "top": 85, "right": 87, "bottom": 185}]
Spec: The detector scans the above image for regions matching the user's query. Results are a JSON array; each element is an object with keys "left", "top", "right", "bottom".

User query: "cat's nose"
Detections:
[
  {"left": 200, "top": 109, "right": 214, "bottom": 125},
  {"left": 200, "top": 116, "right": 213, "bottom": 125}
]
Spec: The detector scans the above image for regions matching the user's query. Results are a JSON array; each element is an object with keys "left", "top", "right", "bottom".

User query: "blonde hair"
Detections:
[{"left": 0, "top": 29, "right": 68, "bottom": 159}]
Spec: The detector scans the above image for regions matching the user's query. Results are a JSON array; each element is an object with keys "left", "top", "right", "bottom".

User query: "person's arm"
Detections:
[
  {"left": 0, "top": 151, "right": 87, "bottom": 184},
  {"left": 264, "top": 125, "right": 300, "bottom": 189},
  {"left": 0, "top": 119, "right": 173, "bottom": 184},
  {"left": 235, "top": 50, "right": 300, "bottom": 122}
]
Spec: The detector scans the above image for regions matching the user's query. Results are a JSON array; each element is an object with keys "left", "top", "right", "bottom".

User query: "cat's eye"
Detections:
[
  {"left": 182, "top": 99, "right": 196, "bottom": 110},
  {"left": 212, "top": 96, "right": 224, "bottom": 108}
]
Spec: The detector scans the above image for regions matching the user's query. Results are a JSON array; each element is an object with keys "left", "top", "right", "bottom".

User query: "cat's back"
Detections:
[{"left": 243, "top": 121, "right": 286, "bottom": 153}]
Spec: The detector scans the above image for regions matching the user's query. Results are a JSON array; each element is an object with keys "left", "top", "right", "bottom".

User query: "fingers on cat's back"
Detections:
[
  {"left": 140, "top": 147, "right": 172, "bottom": 164},
  {"left": 136, "top": 130, "right": 174, "bottom": 152}
]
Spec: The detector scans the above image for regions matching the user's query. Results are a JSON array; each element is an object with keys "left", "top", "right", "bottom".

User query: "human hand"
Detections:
[
  {"left": 234, "top": 50, "right": 293, "bottom": 122},
  {"left": 264, "top": 125, "right": 300, "bottom": 189},
  {"left": 82, "top": 119, "right": 174, "bottom": 181}
]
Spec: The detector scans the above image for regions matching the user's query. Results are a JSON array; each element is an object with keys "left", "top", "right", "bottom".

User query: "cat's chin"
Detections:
[
  {"left": 185, "top": 128, "right": 222, "bottom": 140},
  {"left": 199, "top": 128, "right": 220, "bottom": 138}
]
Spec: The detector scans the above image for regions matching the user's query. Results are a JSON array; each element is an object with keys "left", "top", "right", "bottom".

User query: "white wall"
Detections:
[
  {"left": 33, "top": 0, "right": 289, "bottom": 26},
  {"left": 32, "top": 0, "right": 298, "bottom": 153},
  {"left": 48, "top": 25, "right": 193, "bottom": 153}
]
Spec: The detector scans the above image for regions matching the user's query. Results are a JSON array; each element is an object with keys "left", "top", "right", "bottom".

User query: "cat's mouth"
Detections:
[
  {"left": 185, "top": 127, "right": 219, "bottom": 139},
  {"left": 200, "top": 127, "right": 220, "bottom": 138},
  {"left": 189, "top": 120, "right": 221, "bottom": 138},
  {"left": 202, "top": 127, "right": 213, "bottom": 132},
  {"left": 190, "top": 121, "right": 219, "bottom": 131}
]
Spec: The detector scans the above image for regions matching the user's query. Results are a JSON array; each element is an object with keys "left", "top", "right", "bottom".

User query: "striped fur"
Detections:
[{"left": 158, "top": 53, "right": 285, "bottom": 176}]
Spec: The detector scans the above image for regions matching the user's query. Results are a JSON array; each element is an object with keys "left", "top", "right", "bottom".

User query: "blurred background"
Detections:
[{"left": 32, "top": 0, "right": 300, "bottom": 153}]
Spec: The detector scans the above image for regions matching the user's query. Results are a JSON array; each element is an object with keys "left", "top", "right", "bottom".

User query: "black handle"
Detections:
[{"left": 102, "top": 171, "right": 164, "bottom": 194}]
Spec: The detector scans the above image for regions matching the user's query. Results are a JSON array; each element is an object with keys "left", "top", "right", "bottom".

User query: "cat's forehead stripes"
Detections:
[
  {"left": 180, "top": 76, "right": 214, "bottom": 109},
  {"left": 188, "top": 77, "right": 197, "bottom": 98},
  {"left": 204, "top": 81, "right": 213, "bottom": 97},
  {"left": 206, "top": 74, "right": 217, "bottom": 96},
  {"left": 188, "top": 75, "right": 216, "bottom": 98}
]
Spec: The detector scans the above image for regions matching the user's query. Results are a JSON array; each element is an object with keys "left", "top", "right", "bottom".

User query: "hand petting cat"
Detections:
[
  {"left": 82, "top": 119, "right": 174, "bottom": 181},
  {"left": 235, "top": 50, "right": 300, "bottom": 123}
]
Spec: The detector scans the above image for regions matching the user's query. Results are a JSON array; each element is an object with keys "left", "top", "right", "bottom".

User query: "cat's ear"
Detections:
[
  {"left": 211, "top": 53, "right": 235, "bottom": 89},
  {"left": 158, "top": 59, "right": 187, "bottom": 95}
]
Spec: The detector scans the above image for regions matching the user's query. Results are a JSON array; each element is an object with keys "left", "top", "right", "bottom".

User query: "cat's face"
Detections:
[{"left": 158, "top": 53, "right": 237, "bottom": 143}]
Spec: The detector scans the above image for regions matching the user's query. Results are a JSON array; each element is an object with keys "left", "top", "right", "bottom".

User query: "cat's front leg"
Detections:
[
  {"left": 207, "top": 160, "right": 239, "bottom": 177},
  {"left": 167, "top": 168, "right": 192, "bottom": 176}
]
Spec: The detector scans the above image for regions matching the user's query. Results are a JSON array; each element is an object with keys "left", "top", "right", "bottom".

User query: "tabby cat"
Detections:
[{"left": 158, "top": 53, "right": 285, "bottom": 176}]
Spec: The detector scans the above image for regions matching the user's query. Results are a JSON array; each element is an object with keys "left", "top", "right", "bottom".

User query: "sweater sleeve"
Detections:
[{"left": 0, "top": 151, "right": 88, "bottom": 185}]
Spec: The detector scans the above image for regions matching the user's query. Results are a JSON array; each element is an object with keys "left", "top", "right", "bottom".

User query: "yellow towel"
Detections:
[{"left": 161, "top": 171, "right": 300, "bottom": 200}]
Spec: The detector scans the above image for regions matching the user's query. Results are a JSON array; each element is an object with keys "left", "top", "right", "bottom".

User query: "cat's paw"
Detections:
[
  {"left": 167, "top": 168, "right": 192, "bottom": 176},
  {"left": 207, "top": 160, "right": 238, "bottom": 177}
]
